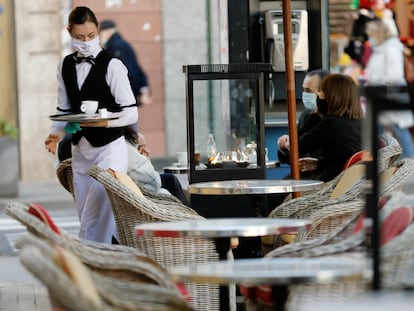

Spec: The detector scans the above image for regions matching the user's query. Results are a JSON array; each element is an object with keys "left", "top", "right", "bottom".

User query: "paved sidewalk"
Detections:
[{"left": 0, "top": 180, "right": 73, "bottom": 311}]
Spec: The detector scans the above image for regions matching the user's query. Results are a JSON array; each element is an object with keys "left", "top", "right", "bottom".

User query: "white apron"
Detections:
[{"left": 72, "top": 136, "right": 127, "bottom": 243}]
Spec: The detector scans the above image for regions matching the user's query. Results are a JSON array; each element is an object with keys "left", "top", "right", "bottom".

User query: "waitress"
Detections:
[{"left": 44, "top": 6, "right": 137, "bottom": 244}]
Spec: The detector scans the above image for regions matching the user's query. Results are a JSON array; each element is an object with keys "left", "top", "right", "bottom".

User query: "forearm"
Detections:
[{"left": 107, "top": 106, "right": 138, "bottom": 128}]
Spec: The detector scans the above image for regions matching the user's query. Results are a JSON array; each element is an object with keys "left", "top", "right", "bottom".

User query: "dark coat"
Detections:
[
  {"left": 105, "top": 32, "right": 149, "bottom": 100},
  {"left": 299, "top": 115, "right": 362, "bottom": 182}
]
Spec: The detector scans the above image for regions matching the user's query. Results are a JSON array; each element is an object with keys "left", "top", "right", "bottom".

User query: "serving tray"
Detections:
[{"left": 49, "top": 113, "right": 118, "bottom": 122}]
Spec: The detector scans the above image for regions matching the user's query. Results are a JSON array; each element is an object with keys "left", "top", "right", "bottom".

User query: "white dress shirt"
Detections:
[{"left": 51, "top": 48, "right": 138, "bottom": 137}]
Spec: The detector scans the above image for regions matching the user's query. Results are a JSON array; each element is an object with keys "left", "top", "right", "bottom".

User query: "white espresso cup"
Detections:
[
  {"left": 176, "top": 151, "right": 188, "bottom": 166},
  {"left": 80, "top": 100, "right": 98, "bottom": 115}
]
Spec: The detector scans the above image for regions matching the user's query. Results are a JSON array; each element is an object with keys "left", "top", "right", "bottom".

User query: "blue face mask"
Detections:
[{"left": 302, "top": 92, "right": 317, "bottom": 111}]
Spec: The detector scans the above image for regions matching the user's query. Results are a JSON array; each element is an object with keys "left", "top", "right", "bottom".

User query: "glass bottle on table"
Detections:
[{"left": 206, "top": 133, "right": 217, "bottom": 162}]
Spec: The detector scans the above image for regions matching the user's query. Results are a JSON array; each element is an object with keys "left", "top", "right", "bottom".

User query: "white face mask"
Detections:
[
  {"left": 72, "top": 36, "right": 101, "bottom": 56},
  {"left": 302, "top": 92, "right": 317, "bottom": 111}
]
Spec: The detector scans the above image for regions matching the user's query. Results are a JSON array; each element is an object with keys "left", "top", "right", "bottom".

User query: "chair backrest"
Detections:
[
  {"left": 378, "top": 133, "right": 403, "bottom": 167},
  {"left": 18, "top": 235, "right": 194, "bottom": 311},
  {"left": 56, "top": 158, "right": 75, "bottom": 200},
  {"left": 380, "top": 158, "right": 414, "bottom": 195},
  {"left": 329, "top": 164, "right": 366, "bottom": 200},
  {"left": 342, "top": 150, "right": 372, "bottom": 171},
  {"left": 2, "top": 201, "right": 179, "bottom": 289},
  {"left": 19, "top": 245, "right": 105, "bottom": 310}
]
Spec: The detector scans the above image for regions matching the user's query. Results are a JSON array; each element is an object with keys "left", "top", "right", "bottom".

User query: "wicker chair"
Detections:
[
  {"left": 1, "top": 201, "right": 185, "bottom": 291},
  {"left": 268, "top": 164, "right": 366, "bottom": 220},
  {"left": 247, "top": 192, "right": 414, "bottom": 310},
  {"left": 56, "top": 158, "right": 186, "bottom": 206},
  {"left": 269, "top": 133, "right": 404, "bottom": 220},
  {"left": 89, "top": 165, "right": 221, "bottom": 311},
  {"left": 18, "top": 235, "right": 193, "bottom": 311},
  {"left": 56, "top": 158, "right": 75, "bottom": 200},
  {"left": 377, "top": 133, "right": 403, "bottom": 171},
  {"left": 268, "top": 158, "right": 414, "bottom": 245}
]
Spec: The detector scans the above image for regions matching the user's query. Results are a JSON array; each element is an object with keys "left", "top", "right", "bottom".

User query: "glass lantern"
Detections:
[{"left": 183, "top": 63, "right": 272, "bottom": 184}]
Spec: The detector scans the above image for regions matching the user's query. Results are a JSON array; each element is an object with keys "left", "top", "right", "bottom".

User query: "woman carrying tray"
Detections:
[{"left": 44, "top": 6, "right": 138, "bottom": 244}]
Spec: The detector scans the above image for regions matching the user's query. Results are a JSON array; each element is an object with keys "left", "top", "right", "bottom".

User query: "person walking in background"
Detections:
[
  {"left": 365, "top": 18, "right": 414, "bottom": 158},
  {"left": 44, "top": 6, "right": 138, "bottom": 244},
  {"left": 99, "top": 19, "right": 152, "bottom": 109}
]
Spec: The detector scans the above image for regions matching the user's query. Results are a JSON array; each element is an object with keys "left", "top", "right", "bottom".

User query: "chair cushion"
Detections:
[
  {"left": 52, "top": 245, "right": 102, "bottom": 306},
  {"left": 107, "top": 169, "right": 144, "bottom": 197},
  {"left": 239, "top": 284, "right": 274, "bottom": 305},
  {"left": 342, "top": 150, "right": 372, "bottom": 171},
  {"left": 28, "top": 203, "right": 61, "bottom": 234},
  {"left": 381, "top": 206, "right": 414, "bottom": 245},
  {"left": 176, "top": 283, "right": 191, "bottom": 302},
  {"left": 330, "top": 164, "right": 365, "bottom": 200}
]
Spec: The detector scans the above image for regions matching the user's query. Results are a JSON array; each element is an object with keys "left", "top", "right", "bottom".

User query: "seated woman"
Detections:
[
  {"left": 298, "top": 74, "right": 363, "bottom": 182},
  {"left": 124, "top": 128, "right": 190, "bottom": 206}
]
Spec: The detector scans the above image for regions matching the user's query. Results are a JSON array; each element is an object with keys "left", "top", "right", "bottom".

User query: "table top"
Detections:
[
  {"left": 163, "top": 161, "right": 280, "bottom": 174},
  {"left": 188, "top": 179, "right": 323, "bottom": 195},
  {"left": 169, "top": 256, "right": 369, "bottom": 286},
  {"left": 135, "top": 218, "right": 311, "bottom": 238}
]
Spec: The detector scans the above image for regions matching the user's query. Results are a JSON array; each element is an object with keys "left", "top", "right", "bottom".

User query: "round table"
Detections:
[
  {"left": 169, "top": 256, "right": 369, "bottom": 285},
  {"left": 188, "top": 179, "right": 323, "bottom": 195},
  {"left": 135, "top": 218, "right": 311, "bottom": 239}
]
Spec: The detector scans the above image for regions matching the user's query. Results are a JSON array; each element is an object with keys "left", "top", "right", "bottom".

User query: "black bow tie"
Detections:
[{"left": 73, "top": 55, "right": 95, "bottom": 65}]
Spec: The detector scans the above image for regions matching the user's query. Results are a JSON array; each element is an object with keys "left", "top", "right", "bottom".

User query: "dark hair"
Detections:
[
  {"left": 67, "top": 6, "right": 98, "bottom": 34},
  {"left": 306, "top": 69, "right": 331, "bottom": 81},
  {"left": 321, "top": 73, "right": 362, "bottom": 120},
  {"left": 124, "top": 126, "right": 138, "bottom": 145}
]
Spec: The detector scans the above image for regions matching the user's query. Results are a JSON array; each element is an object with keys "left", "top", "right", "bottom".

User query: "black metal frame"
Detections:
[
  {"left": 362, "top": 85, "right": 414, "bottom": 290},
  {"left": 183, "top": 63, "right": 272, "bottom": 184}
]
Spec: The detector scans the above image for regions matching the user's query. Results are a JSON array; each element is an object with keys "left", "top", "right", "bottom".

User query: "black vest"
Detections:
[{"left": 62, "top": 51, "right": 125, "bottom": 147}]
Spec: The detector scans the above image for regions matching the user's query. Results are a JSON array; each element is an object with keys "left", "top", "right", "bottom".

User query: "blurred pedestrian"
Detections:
[
  {"left": 99, "top": 19, "right": 152, "bottom": 109},
  {"left": 365, "top": 19, "right": 414, "bottom": 158}
]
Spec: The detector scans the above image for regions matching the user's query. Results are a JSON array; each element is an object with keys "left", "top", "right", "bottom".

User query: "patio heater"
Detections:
[{"left": 183, "top": 63, "right": 279, "bottom": 220}]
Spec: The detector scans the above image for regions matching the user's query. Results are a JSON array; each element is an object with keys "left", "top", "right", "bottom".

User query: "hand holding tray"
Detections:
[{"left": 49, "top": 113, "right": 119, "bottom": 122}]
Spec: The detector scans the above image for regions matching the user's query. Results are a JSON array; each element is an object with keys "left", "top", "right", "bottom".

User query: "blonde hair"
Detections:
[{"left": 365, "top": 19, "right": 395, "bottom": 45}]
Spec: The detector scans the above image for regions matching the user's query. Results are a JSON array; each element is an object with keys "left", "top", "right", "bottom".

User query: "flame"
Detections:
[{"left": 209, "top": 152, "right": 220, "bottom": 164}]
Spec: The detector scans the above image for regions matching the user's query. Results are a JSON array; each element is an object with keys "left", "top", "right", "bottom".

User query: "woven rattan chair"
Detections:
[
  {"left": 89, "top": 165, "right": 221, "bottom": 311},
  {"left": 377, "top": 133, "right": 403, "bottom": 171},
  {"left": 56, "top": 158, "right": 75, "bottom": 200},
  {"left": 56, "top": 158, "right": 186, "bottom": 206},
  {"left": 2, "top": 201, "right": 185, "bottom": 291},
  {"left": 267, "top": 190, "right": 412, "bottom": 259},
  {"left": 268, "top": 164, "right": 366, "bottom": 220},
  {"left": 379, "top": 158, "right": 414, "bottom": 195},
  {"left": 1, "top": 201, "right": 147, "bottom": 255},
  {"left": 269, "top": 133, "right": 404, "bottom": 221},
  {"left": 247, "top": 192, "right": 414, "bottom": 310},
  {"left": 18, "top": 236, "right": 193, "bottom": 311}
]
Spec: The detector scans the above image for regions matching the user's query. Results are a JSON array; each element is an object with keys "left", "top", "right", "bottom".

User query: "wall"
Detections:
[
  {"left": 162, "top": 0, "right": 221, "bottom": 154},
  {"left": 14, "top": 0, "right": 61, "bottom": 181},
  {"left": 0, "top": 0, "right": 16, "bottom": 126}
]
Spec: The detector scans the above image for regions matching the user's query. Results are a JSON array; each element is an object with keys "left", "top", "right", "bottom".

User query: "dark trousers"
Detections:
[{"left": 160, "top": 173, "right": 191, "bottom": 206}]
